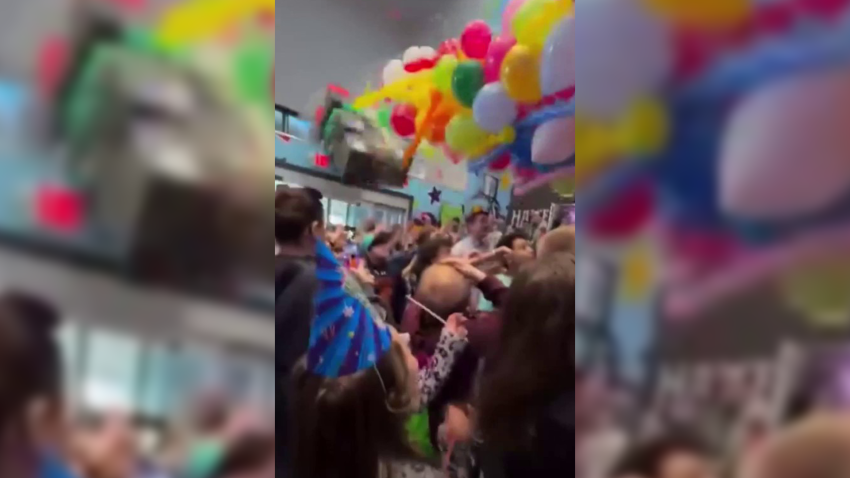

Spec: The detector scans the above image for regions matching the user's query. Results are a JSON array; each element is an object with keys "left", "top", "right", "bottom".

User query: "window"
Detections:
[
  {"left": 81, "top": 328, "right": 144, "bottom": 411},
  {"left": 138, "top": 343, "right": 180, "bottom": 417},
  {"left": 328, "top": 199, "right": 349, "bottom": 226}
]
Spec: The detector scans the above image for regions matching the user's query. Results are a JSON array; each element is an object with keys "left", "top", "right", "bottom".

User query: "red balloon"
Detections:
[
  {"left": 489, "top": 153, "right": 512, "bottom": 171},
  {"left": 587, "top": 182, "right": 654, "bottom": 239},
  {"left": 483, "top": 35, "right": 516, "bottom": 83},
  {"left": 390, "top": 103, "right": 417, "bottom": 137},
  {"left": 438, "top": 39, "right": 461, "bottom": 57},
  {"left": 460, "top": 20, "right": 492, "bottom": 59}
]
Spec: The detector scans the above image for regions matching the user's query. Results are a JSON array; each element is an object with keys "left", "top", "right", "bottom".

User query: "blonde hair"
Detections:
[{"left": 538, "top": 226, "right": 575, "bottom": 259}]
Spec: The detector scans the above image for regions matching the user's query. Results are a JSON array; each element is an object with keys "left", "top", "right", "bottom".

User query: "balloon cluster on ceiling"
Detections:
[
  {"left": 579, "top": 0, "right": 850, "bottom": 322},
  {"left": 339, "top": 0, "right": 574, "bottom": 195}
]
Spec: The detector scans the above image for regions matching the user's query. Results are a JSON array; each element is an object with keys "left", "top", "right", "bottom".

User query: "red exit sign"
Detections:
[{"left": 314, "top": 153, "right": 330, "bottom": 168}]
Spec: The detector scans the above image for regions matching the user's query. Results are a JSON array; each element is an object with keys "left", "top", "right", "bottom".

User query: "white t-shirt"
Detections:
[{"left": 451, "top": 236, "right": 493, "bottom": 258}]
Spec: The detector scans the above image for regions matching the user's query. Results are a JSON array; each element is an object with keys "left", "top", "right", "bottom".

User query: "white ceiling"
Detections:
[
  {"left": 275, "top": 0, "right": 488, "bottom": 109},
  {"left": 0, "top": 0, "right": 491, "bottom": 113}
]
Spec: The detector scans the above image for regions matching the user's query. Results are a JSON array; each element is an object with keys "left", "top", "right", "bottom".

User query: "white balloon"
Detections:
[
  {"left": 575, "top": 0, "right": 673, "bottom": 119},
  {"left": 382, "top": 59, "right": 406, "bottom": 85},
  {"left": 540, "top": 17, "right": 574, "bottom": 96},
  {"left": 419, "top": 46, "right": 437, "bottom": 59},
  {"left": 532, "top": 117, "right": 574, "bottom": 164},
  {"left": 402, "top": 46, "right": 424, "bottom": 64},
  {"left": 473, "top": 83, "right": 518, "bottom": 133},
  {"left": 720, "top": 68, "right": 850, "bottom": 221}
]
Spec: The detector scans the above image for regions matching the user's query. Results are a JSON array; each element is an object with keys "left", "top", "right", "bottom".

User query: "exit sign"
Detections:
[{"left": 314, "top": 153, "right": 330, "bottom": 168}]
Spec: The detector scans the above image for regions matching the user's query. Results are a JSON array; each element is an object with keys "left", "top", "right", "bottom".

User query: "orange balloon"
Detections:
[
  {"left": 500, "top": 45, "right": 542, "bottom": 103},
  {"left": 426, "top": 112, "right": 452, "bottom": 143}
]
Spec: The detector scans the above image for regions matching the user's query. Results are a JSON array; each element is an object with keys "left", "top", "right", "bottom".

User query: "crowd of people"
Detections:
[
  {"left": 0, "top": 291, "right": 274, "bottom": 478},
  {"left": 275, "top": 186, "right": 573, "bottom": 478}
]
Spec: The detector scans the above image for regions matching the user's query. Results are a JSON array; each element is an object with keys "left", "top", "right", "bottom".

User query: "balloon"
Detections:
[
  {"left": 613, "top": 98, "right": 668, "bottom": 156},
  {"left": 156, "top": 0, "right": 273, "bottom": 48},
  {"left": 383, "top": 59, "right": 406, "bottom": 85},
  {"left": 575, "top": 0, "right": 673, "bottom": 119},
  {"left": 587, "top": 181, "right": 654, "bottom": 240},
  {"left": 425, "top": 111, "right": 452, "bottom": 144},
  {"left": 376, "top": 107, "right": 391, "bottom": 128},
  {"left": 720, "top": 69, "right": 850, "bottom": 222},
  {"left": 472, "top": 83, "right": 517, "bottom": 133},
  {"left": 460, "top": 20, "right": 493, "bottom": 59},
  {"left": 233, "top": 38, "right": 273, "bottom": 106},
  {"left": 501, "top": 0, "right": 529, "bottom": 35},
  {"left": 451, "top": 61, "right": 485, "bottom": 107},
  {"left": 390, "top": 103, "right": 418, "bottom": 137},
  {"left": 540, "top": 17, "right": 573, "bottom": 96},
  {"left": 780, "top": 256, "right": 850, "bottom": 328},
  {"left": 483, "top": 35, "right": 516, "bottom": 83},
  {"left": 643, "top": 0, "right": 751, "bottom": 28},
  {"left": 512, "top": 0, "right": 566, "bottom": 49},
  {"left": 500, "top": 45, "right": 542, "bottom": 103},
  {"left": 532, "top": 117, "right": 574, "bottom": 164},
  {"left": 551, "top": 177, "right": 575, "bottom": 196},
  {"left": 402, "top": 46, "right": 438, "bottom": 72},
  {"left": 437, "top": 39, "right": 461, "bottom": 57},
  {"left": 445, "top": 114, "right": 490, "bottom": 154},
  {"left": 489, "top": 154, "right": 512, "bottom": 171},
  {"left": 433, "top": 56, "right": 459, "bottom": 93}
]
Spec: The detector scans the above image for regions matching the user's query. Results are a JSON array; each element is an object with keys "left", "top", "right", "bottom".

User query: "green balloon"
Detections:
[
  {"left": 451, "top": 61, "right": 485, "bottom": 107},
  {"left": 376, "top": 107, "right": 391, "bottom": 128},
  {"left": 234, "top": 39, "right": 273, "bottom": 106}
]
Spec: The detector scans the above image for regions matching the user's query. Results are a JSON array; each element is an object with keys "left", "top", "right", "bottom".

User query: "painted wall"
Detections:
[{"left": 276, "top": 109, "right": 513, "bottom": 219}]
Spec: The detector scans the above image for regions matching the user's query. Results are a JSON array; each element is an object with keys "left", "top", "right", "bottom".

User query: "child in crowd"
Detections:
[{"left": 291, "top": 241, "right": 470, "bottom": 478}]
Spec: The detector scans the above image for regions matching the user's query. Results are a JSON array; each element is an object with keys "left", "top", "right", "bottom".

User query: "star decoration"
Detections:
[
  {"left": 368, "top": 353, "right": 376, "bottom": 363},
  {"left": 428, "top": 187, "right": 442, "bottom": 204},
  {"left": 343, "top": 305, "right": 355, "bottom": 318}
]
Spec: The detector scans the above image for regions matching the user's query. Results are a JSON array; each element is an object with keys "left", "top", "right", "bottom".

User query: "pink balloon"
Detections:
[
  {"left": 720, "top": 68, "right": 850, "bottom": 221},
  {"left": 483, "top": 35, "right": 516, "bottom": 83},
  {"left": 531, "top": 117, "right": 574, "bottom": 164},
  {"left": 501, "top": 0, "right": 529, "bottom": 34},
  {"left": 460, "top": 20, "right": 492, "bottom": 59}
]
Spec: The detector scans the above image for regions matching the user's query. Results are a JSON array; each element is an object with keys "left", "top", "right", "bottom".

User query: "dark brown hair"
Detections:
[
  {"left": 478, "top": 254, "right": 573, "bottom": 450},
  {"left": 291, "top": 341, "right": 422, "bottom": 478},
  {"left": 211, "top": 433, "right": 275, "bottom": 478},
  {"left": 275, "top": 187, "right": 320, "bottom": 245},
  {"left": 0, "top": 292, "right": 63, "bottom": 476}
]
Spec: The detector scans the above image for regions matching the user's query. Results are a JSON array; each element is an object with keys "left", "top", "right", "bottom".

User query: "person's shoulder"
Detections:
[
  {"left": 451, "top": 238, "right": 471, "bottom": 255},
  {"left": 275, "top": 255, "right": 316, "bottom": 295}
]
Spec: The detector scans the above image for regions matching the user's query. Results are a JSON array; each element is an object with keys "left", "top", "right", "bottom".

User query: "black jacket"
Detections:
[{"left": 275, "top": 254, "right": 316, "bottom": 475}]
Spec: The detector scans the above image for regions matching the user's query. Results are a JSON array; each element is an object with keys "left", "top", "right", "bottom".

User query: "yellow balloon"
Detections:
[
  {"left": 780, "top": 258, "right": 850, "bottom": 328},
  {"left": 614, "top": 98, "right": 669, "bottom": 156},
  {"left": 552, "top": 177, "right": 575, "bottom": 196},
  {"left": 501, "top": 45, "right": 542, "bottom": 103},
  {"left": 643, "top": 0, "right": 751, "bottom": 28},
  {"left": 512, "top": 0, "right": 567, "bottom": 49},
  {"left": 575, "top": 117, "right": 616, "bottom": 166},
  {"left": 433, "top": 56, "right": 459, "bottom": 94},
  {"left": 445, "top": 115, "right": 490, "bottom": 154},
  {"left": 352, "top": 71, "right": 430, "bottom": 109},
  {"left": 619, "top": 245, "right": 654, "bottom": 302},
  {"left": 157, "top": 0, "right": 274, "bottom": 48}
]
